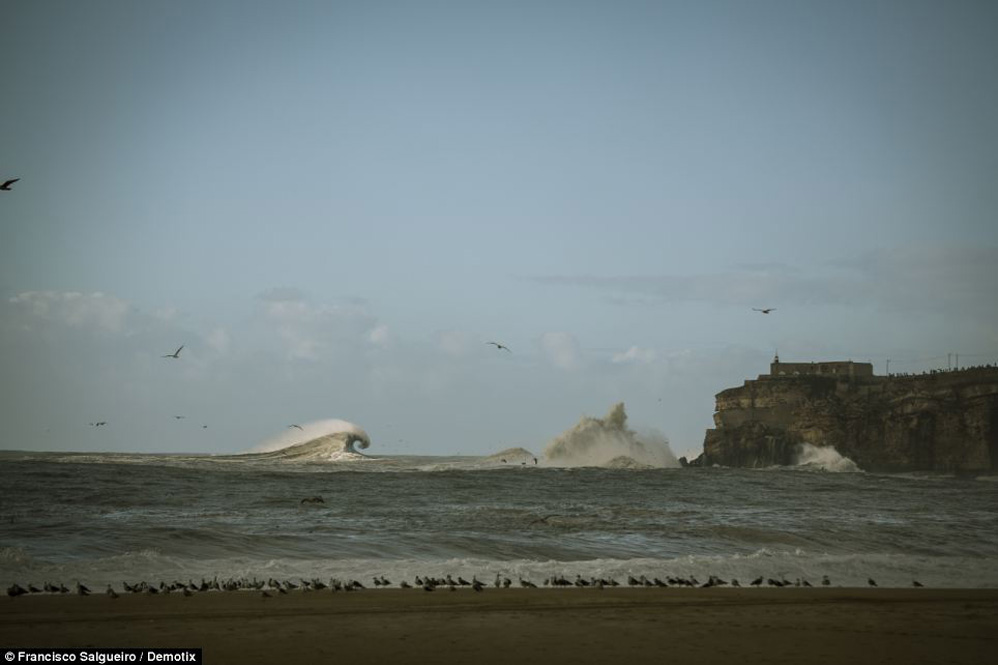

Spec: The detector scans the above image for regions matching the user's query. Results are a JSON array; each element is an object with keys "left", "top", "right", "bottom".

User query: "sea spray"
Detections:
[
  {"left": 794, "top": 443, "right": 861, "bottom": 472},
  {"left": 543, "top": 403, "right": 678, "bottom": 468}
]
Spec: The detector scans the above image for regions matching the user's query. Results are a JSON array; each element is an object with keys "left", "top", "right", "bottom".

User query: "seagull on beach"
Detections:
[
  {"left": 1, "top": 178, "right": 19, "bottom": 191},
  {"left": 752, "top": 308, "right": 776, "bottom": 314},
  {"left": 162, "top": 345, "right": 184, "bottom": 359},
  {"left": 486, "top": 341, "right": 511, "bottom": 352}
]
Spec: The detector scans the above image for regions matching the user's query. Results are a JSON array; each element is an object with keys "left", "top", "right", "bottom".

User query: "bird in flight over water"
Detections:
[
  {"left": 752, "top": 308, "right": 776, "bottom": 314},
  {"left": 486, "top": 341, "right": 512, "bottom": 352},
  {"left": 162, "top": 345, "right": 184, "bottom": 359},
  {"left": 289, "top": 424, "right": 304, "bottom": 431},
  {"left": 1, "top": 178, "right": 19, "bottom": 191}
]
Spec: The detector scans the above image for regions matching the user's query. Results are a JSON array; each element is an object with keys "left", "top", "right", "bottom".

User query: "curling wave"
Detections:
[
  {"left": 247, "top": 419, "right": 371, "bottom": 461},
  {"left": 543, "top": 403, "right": 678, "bottom": 468}
]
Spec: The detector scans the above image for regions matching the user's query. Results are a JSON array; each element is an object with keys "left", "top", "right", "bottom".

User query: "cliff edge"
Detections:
[{"left": 694, "top": 358, "right": 998, "bottom": 472}]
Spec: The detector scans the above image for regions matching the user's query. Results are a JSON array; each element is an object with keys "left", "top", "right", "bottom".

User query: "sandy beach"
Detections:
[{"left": 2, "top": 588, "right": 996, "bottom": 664}]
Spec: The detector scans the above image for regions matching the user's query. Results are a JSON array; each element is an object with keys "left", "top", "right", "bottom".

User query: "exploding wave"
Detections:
[
  {"left": 248, "top": 420, "right": 371, "bottom": 461},
  {"left": 793, "top": 443, "right": 861, "bottom": 472},
  {"left": 543, "top": 403, "right": 678, "bottom": 468}
]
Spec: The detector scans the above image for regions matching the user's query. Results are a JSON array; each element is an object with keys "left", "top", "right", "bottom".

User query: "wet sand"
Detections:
[{"left": 2, "top": 588, "right": 996, "bottom": 664}]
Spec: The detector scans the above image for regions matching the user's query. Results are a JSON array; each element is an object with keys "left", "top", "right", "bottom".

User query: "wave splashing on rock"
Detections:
[
  {"left": 543, "top": 403, "right": 678, "bottom": 468},
  {"left": 794, "top": 443, "right": 861, "bottom": 472}
]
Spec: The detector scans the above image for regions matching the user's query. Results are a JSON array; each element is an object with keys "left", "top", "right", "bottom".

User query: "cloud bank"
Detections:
[{"left": 531, "top": 246, "right": 998, "bottom": 320}]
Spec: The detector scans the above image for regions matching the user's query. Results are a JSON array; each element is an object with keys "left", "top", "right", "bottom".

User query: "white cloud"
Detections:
[
  {"left": 206, "top": 328, "right": 231, "bottom": 354},
  {"left": 436, "top": 329, "right": 477, "bottom": 357},
  {"left": 539, "top": 332, "right": 581, "bottom": 370},
  {"left": 367, "top": 324, "right": 391, "bottom": 347},
  {"left": 7, "top": 291, "right": 131, "bottom": 334},
  {"left": 153, "top": 307, "right": 179, "bottom": 322},
  {"left": 256, "top": 286, "right": 306, "bottom": 303},
  {"left": 256, "top": 290, "right": 381, "bottom": 362},
  {"left": 612, "top": 346, "right": 658, "bottom": 364}
]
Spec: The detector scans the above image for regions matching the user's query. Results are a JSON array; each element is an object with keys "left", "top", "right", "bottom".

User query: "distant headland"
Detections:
[{"left": 688, "top": 355, "right": 998, "bottom": 472}]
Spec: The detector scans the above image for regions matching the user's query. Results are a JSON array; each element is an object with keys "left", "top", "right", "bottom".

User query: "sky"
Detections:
[{"left": 1, "top": 0, "right": 996, "bottom": 457}]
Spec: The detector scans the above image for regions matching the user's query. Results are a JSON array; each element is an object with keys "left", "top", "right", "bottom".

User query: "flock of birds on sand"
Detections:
[{"left": 8, "top": 572, "right": 924, "bottom": 599}]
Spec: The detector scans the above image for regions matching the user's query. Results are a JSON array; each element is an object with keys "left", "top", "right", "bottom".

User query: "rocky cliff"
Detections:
[{"left": 695, "top": 367, "right": 998, "bottom": 472}]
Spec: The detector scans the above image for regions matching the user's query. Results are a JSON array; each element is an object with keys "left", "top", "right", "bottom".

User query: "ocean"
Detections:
[{"left": 3, "top": 444, "right": 997, "bottom": 591}]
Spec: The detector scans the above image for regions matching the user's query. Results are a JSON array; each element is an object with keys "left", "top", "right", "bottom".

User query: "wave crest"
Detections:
[
  {"left": 484, "top": 447, "right": 537, "bottom": 464},
  {"left": 543, "top": 403, "right": 678, "bottom": 468},
  {"left": 248, "top": 419, "right": 371, "bottom": 461}
]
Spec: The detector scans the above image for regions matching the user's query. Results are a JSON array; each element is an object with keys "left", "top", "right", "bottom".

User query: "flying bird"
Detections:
[
  {"left": 162, "top": 345, "right": 184, "bottom": 359},
  {"left": 486, "top": 341, "right": 511, "bottom": 352},
  {"left": 1, "top": 178, "right": 19, "bottom": 191},
  {"left": 173, "top": 415, "right": 185, "bottom": 420},
  {"left": 289, "top": 424, "right": 304, "bottom": 431},
  {"left": 752, "top": 308, "right": 776, "bottom": 314}
]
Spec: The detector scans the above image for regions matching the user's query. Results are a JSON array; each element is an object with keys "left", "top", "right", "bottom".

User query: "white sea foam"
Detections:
[
  {"left": 543, "top": 403, "right": 679, "bottom": 468},
  {"left": 794, "top": 443, "right": 861, "bottom": 472},
  {"left": 5, "top": 550, "right": 996, "bottom": 590}
]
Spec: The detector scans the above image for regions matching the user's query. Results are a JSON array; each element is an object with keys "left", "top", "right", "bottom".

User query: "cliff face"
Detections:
[{"left": 697, "top": 368, "right": 998, "bottom": 472}]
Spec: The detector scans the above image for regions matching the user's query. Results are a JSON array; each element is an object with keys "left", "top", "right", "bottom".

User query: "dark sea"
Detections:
[{"left": 2, "top": 444, "right": 997, "bottom": 591}]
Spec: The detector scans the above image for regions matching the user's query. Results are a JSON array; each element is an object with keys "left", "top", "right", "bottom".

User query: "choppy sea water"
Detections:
[{"left": 2, "top": 450, "right": 997, "bottom": 589}]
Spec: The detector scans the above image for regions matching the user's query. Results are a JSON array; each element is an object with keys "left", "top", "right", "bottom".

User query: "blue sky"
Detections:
[{"left": 2, "top": 0, "right": 996, "bottom": 456}]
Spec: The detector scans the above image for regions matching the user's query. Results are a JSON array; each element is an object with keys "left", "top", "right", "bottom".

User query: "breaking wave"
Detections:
[
  {"left": 247, "top": 419, "right": 371, "bottom": 461},
  {"left": 794, "top": 443, "right": 861, "bottom": 472},
  {"left": 543, "top": 403, "right": 678, "bottom": 468},
  {"left": 484, "top": 447, "right": 537, "bottom": 465},
  {"left": 7, "top": 550, "right": 994, "bottom": 590}
]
